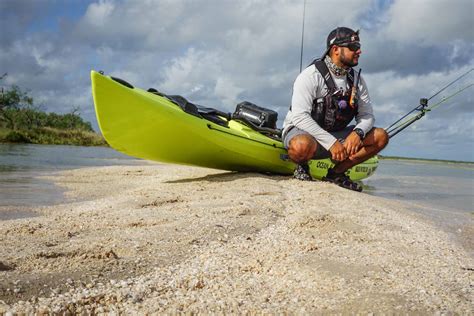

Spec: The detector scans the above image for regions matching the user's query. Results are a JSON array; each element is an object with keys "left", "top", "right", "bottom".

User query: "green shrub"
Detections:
[
  {"left": 4, "top": 130, "right": 31, "bottom": 143},
  {"left": 0, "top": 127, "right": 107, "bottom": 146}
]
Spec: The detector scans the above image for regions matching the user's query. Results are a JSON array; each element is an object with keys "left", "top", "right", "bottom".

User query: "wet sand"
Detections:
[{"left": 0, "top": 164, "right": 472, "bottom": 313}]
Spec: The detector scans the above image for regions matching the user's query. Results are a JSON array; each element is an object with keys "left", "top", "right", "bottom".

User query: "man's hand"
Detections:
[
  {"left": 344, "top": 132, "right": 362, "bottom": 156},
  {"left": 329, "top": 141, "right": 348, "bottom": 161}
]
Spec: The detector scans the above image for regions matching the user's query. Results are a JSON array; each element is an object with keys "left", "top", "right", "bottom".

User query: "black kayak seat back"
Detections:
[{"left": 148, "top": 89, "right": 231, "bottom": 127}]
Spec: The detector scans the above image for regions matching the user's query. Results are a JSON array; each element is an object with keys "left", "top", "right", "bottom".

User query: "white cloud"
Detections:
[
  {"left": 82, "top": 0, "right": 115, "bottom": 27},
  {"left": 383, "top": 0, "right": 474, "bottom": 45},
  {"left": 159, "top": 48, "right": 220, "bottom": 96}
]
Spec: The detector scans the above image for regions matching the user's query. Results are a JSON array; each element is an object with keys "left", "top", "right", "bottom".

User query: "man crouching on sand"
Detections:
[{"left": 281, "top": 27, "right": 389, "bottom": 192}]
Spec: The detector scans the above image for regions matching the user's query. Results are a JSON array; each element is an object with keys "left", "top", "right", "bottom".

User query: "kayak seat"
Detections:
[
  {"left": 147, "top": 89, "right": 231, "bottom": 128},
  {"left": 168, "top": 95, "right": 231, "bottom": 128}
]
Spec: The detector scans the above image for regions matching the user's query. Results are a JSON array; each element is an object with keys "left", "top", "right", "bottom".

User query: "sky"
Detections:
[{"left": 1, "top": 0, "right": 473, "bottom": 161}]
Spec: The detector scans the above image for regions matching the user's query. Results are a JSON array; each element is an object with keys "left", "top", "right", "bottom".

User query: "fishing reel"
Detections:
[
  {"left": 419, "top": 98, "right": 428, "bottom": 107},
  {"left": 417, "top": 98, "right": 431, "bottom": 116},
  {"left": 415, "top": 98, "right": 430, "bottom": 120}
]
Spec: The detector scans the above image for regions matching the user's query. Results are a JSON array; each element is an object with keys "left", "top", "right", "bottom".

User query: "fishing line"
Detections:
[
  {"left": 385, "top": 68, "right": 473, "bottom": 132},
  {"left": 427, "top": 68, "right": 473, "bottom": 101}
]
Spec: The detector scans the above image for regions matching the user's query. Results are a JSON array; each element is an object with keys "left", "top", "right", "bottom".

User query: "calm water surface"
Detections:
[
  {"left": 0, "top": 144, "right": 143, "bottom": 218},
  {"left": 365, "top": 159, "right": 473, "bottom": 214}
]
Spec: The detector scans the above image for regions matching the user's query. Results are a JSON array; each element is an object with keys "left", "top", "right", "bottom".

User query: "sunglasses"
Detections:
[{"left": 338, "top": 42, "right": 361, "bottom": 52}]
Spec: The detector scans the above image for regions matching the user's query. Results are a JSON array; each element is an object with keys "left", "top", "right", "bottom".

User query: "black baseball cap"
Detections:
[{"left": 322, "top": 27, "right": 360, "bottom": 57}]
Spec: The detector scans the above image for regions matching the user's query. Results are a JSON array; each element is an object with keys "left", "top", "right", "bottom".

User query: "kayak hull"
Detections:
[{"left": 91, "top": 71, "right": 378, "bottom": 180}]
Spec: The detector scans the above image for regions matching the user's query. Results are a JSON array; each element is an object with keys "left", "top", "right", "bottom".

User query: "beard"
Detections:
[{"left": 340, "top": 49, "right": 359, "bottom": 67}]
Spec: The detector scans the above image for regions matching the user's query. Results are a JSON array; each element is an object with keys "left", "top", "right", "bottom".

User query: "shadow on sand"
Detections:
[{"left": 165, "top": 171, "right": 289, "bottom": 184}]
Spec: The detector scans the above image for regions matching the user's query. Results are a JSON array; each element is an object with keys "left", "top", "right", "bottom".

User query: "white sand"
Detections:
[{"left": 0, "top": 164, "right": 472, "bottom": 314}]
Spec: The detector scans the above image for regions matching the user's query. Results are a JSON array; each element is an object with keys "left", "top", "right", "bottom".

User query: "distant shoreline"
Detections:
[
  {"left": 0, "top": 127, "right": 107, "bottom": 147},
  {"left": 378, "top": 155, "right": 473, "bottom": 166}
]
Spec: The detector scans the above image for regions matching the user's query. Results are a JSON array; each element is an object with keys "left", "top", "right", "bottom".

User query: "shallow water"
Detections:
[
  {"left": 0, "top": 144, "right": 144, "bottom": 217},
  {"left": 365, "top": 159, "right": 473, "bottom": 214}
]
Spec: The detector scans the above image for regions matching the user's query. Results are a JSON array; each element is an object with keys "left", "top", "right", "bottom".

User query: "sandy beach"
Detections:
[{"left": 0, "top": 163, "right": 472, "bottom": 314}]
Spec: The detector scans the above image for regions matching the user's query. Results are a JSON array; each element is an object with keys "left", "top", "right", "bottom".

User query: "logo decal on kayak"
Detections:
[{"left": 315, "top": 161, "right": 330, "bottom": 169}]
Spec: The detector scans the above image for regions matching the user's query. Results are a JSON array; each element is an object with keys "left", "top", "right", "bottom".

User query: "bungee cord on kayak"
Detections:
[{"left": 385, "top": 68, "right": 473, "bottom": 139}]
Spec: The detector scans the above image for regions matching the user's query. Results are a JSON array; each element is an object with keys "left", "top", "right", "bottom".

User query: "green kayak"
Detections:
[{"left": 91, "top": 70, "right": 378, "bottom": 180}]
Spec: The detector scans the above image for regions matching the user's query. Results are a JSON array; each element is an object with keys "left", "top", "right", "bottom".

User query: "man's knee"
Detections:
[
  {"left": 287, "top": 134, "right": 317, "bottom": 163},
  {"left": 373, "top": 128, "right": 389, "bottom": 150}
]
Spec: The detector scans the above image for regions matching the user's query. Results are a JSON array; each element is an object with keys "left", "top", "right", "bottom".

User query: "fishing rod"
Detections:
[
  {"left": 386, "top": 68, "right": 473, "bottom": 138},
  {"left": 299, "top": 0, "right": 307, "bottom": 73}
]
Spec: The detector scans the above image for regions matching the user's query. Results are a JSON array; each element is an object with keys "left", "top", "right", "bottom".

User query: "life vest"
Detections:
[{"left": 311, "top": 59, "right": 358, "bottom": 132}]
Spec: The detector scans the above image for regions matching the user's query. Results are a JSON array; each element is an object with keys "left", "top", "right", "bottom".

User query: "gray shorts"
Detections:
[{"left": 283, "top": 125, "right": 355, "bottom": 159}]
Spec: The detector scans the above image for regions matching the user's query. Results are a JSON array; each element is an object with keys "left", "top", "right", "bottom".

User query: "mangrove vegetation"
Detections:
[{"left": 0, "top": 74, "right": 106, "bottom": 146}]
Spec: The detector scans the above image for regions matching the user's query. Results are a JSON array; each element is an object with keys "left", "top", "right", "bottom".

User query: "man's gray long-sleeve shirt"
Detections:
[{"left": 282, "top": 64, "right": 375, "bottom": 150}]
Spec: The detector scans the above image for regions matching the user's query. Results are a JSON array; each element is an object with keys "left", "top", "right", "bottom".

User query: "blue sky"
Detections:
[{"left": 1, "top": 0, "right": 473, "bottom": 161}]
